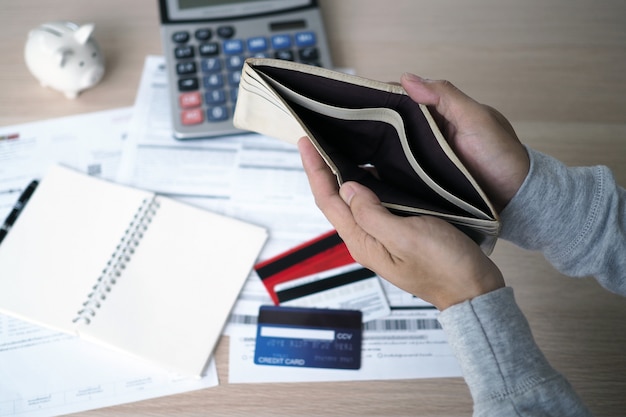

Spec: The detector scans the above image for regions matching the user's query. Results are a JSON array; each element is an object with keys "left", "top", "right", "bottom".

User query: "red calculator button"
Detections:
[
  {"left": 181, "top": 108, "right": 204, "bottom": 125},
  {"left": 179, "top": 91, "right": 202, "bottom": 109}
]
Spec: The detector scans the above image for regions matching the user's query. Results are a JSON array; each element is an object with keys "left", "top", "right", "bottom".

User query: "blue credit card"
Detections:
[{"left": 254, "top": 305, "right": 362, "bottom": 370}]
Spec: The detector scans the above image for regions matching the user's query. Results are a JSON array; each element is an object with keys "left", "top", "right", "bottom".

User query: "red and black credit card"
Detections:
[{"left": 254, "top": 230, "right": 354, "bottom": 304}]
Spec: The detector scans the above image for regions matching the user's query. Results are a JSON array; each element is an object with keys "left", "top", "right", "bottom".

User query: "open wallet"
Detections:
[{"left": 234, "top": 58, "right": 500, "bottom": 254}]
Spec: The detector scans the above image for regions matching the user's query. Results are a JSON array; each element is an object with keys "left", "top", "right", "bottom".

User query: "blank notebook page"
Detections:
[
  {"left": 0, "top": 165, "right": 151, "bottom": 333},
  {"left": 79, "top": 196, "right": 265, "bottom": 374}
]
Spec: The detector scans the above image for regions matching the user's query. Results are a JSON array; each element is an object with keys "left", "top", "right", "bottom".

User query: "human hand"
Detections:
[
  {"left": 400, "top": 73, "right": 529, "bottom": 213},
  {"left": 298, "top": 137, "right": 505, "bottom": 311}
]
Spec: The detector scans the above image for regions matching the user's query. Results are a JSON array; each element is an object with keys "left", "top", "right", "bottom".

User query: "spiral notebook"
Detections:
[
  {"left": 0, "top": 164, "right": 267, "bottom": 376},
  {"left": 234, "top": 58, "right": 499, "bottom": 254}
]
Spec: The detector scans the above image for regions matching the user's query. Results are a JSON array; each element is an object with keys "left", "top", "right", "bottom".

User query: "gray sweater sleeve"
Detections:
[
  {"left": 438, "top": 288, "right": 592, "bottom": 417},
  {"left": 437, "top": 148, "right": 625, "bottom": 415},
  {"left": 499, "top": 147, "right": 626, "bottom": 295}
]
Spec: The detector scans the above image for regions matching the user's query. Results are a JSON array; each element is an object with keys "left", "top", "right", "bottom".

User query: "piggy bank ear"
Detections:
[
  {"left": 55, "top": 48, "right": 74, "bottom": 67},
  {"left": 74, "top": 23, "right": 95, "bottom": 45}
]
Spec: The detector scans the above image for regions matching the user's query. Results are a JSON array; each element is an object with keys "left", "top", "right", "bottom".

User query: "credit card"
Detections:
[
  {"left": 254, "top": 305, "right": 362, "bottom": 370},
  {"left": 274, "top": 263, "right": 391, "bottom": 322},
  {"left": 255, "top": 230, "right": 354, "bottom": 304}
]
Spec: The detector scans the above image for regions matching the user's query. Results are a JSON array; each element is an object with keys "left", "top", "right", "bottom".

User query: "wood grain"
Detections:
[{"left": 1, "top": 1, "right": 624, "bottom": 415}]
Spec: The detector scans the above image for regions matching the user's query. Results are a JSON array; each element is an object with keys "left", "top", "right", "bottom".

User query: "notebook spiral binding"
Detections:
[{"left": 72, "top": 196, "right": 161, "bottom": 325}]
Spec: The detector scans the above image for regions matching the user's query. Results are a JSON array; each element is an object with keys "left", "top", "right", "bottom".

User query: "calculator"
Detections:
[{"left": 158, "top": 0, "right": 334, "bottom": 140}]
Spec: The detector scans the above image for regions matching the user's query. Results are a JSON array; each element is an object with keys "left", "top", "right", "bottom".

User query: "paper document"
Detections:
[
  {"left": 0, "top": 314, "right": 218, "bottom": 417},
  {"left": 229, "top": 307, "right": 460, "bottom": 383},
  {"left": 0, "top": 108, "right": 130, "bottom": 220},
  {"left": 0, "top": 108, "right": 219, "bottom": 417}
]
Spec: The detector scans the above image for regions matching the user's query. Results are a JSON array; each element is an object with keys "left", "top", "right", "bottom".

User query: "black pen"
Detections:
[{"left": 0, "top": 180, "right": 39, "bottom": 244}]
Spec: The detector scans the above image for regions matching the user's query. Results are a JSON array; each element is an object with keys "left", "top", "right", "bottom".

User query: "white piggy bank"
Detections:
[{"left": 24, "top": 21, "right": 105, "bottom": 99}]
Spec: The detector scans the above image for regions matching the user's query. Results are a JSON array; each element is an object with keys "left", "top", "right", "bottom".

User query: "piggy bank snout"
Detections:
[{"left": 80, "top": 65, "right": 104, "bottom": 88}]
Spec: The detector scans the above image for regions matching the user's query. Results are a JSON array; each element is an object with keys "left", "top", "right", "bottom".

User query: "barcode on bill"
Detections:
[
  {"left": 363, "top": 318, "right": 442, "bottom": 331},
  {"left": 229, "top": 314, "right": 258, "bottom": 325},
  {"left": 229, "top": 314, "right": 441, "bottom": 331}
]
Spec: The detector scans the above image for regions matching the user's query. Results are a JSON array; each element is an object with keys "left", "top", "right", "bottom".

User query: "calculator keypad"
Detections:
[{"left": 171, "top": 25, "right": 322, "bottom": 128}]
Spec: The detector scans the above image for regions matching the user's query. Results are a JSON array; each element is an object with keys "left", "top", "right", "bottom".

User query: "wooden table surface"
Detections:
[{"left": 1, "top": 1, "right": 625, "bottom": 415}]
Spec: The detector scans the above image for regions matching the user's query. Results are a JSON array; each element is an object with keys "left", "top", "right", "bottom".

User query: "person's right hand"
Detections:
[{"left": 400, "top": 73, "right": 530, "bottom": 213}]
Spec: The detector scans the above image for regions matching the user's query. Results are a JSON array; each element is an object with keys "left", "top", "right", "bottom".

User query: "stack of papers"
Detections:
[{"left": 0, "top": 55, "right": 461, "bottom": 417}]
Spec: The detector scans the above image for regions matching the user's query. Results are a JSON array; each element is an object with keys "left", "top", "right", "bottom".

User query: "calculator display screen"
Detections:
[
  {"left": 164, "top": 0, "right": 313, "bottom": 21},
  {"left": 179, "top": 0, "right": 269, "bottom": 9}
]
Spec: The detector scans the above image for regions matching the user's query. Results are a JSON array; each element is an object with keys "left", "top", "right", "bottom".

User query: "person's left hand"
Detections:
[{"left": 298, "top": 137, "right": 505, "bottom": 310}]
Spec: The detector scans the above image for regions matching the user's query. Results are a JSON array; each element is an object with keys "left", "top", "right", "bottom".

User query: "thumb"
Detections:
[
  {"left": 400, "top": 73, "right": 440, "bottom": 106},
  {"left": 400, "top": 73, "right": 477, "bottom": 122},
  {"left": 339, "top": 181, "right": 405, "bottom": 245},
  {"left": 339, "top": 181, "right": 383, "bottom": 212}
]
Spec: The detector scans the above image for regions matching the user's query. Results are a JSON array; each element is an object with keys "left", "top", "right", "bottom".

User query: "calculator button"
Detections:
[
  {"left": 179, "top": 91, "right": 202, "bottom": 108},
  {"left": 172, "top": 31, "right": 190, "bottom": 43},
  {"left": 195, "top": 28, "right": 212, "bottom": 41},
  {"left": 176, "top": 61, "right": 197, "bottom": 75},
  {"left": 223, "top": 39, "right": 244, "bottom": 55},
  {"left": 178, "top": 77, "right": 199, "bottom": 91},
  {"left": 228, "top": 71, "right": 241, "bottom": 86},
  {"left": 205, "top": 90, "right": 226, "bottom": 105},
  {"left": 226, "top": 55, "right": 245, "bottom": 71},
  {"left": 230, "top": 88, "right": 239, "bottom": 103},
  {"left": 299, "top": 47, "right": 319, "bottom": 62},
  {"left": 247, "top": 37, "right": 268, "bottom": 53},
  {"left": 295, "top": 32, "right": 316, "bottom": 47},
  {"left": 207, "top": 106, "right": 229, "bottom": 122},
  {"left": 201, "top": 58, "right": 222, "bottom": 73},
  {"left": 199, "top": 42, "right": 220, "bottom": 57},
  {"left": 271, "top": 34, "right": 292, "bottom": 49},
  {"left": 174, "top": 45, "right": 195, "bottom": 59},
  {"left": 217, "top": 26, "right": 235, "bottom": 39},
  {"left": 181, "top": 108, "right": 204, "bottom": 125},
  {"left": 203, "top": 74, "right": 224, "bottom": 88},
  {"left": 274, "top": 50, "right": 295, "bottom": 61}
]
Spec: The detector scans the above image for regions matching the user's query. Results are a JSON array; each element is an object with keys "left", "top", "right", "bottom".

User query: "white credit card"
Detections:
[{"left": 273, "top": 263, "right": 391, "bottom": 322}]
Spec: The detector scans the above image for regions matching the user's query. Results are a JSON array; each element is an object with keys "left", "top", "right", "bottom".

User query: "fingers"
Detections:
[
  {"left": 298, "top": 137, "right": 363, "bottom": 239},
  {"left": 400, "top": 73, "right": 478, "bottom": 122},
  {"left": 298, "top": 137, "right": 402, "bottom": 267},
  {"left": 399, "top": 73, "right": 441, "bottom": 106},
  {"left": 400, "top": 74, "right": 529, "bottom": 212},
  {"left": 298, "top": 136, "right": 399, "bottom": 239},
  {"left": 400, "top": 73, "right": 519, "bottom": 145},
  {"left": 339, "top": 181, "right": 408, "bottom": 253},
  {"left": 339, "top": 181, "right": 419, "bottom": 274},
  {"left": 298, "top": 137, "right": 345, "bottom": 218}
]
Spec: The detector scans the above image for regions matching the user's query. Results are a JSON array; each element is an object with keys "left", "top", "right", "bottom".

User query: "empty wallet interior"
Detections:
[{"left": 253, "top": 65, "right": 493, "bottom": 220}]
